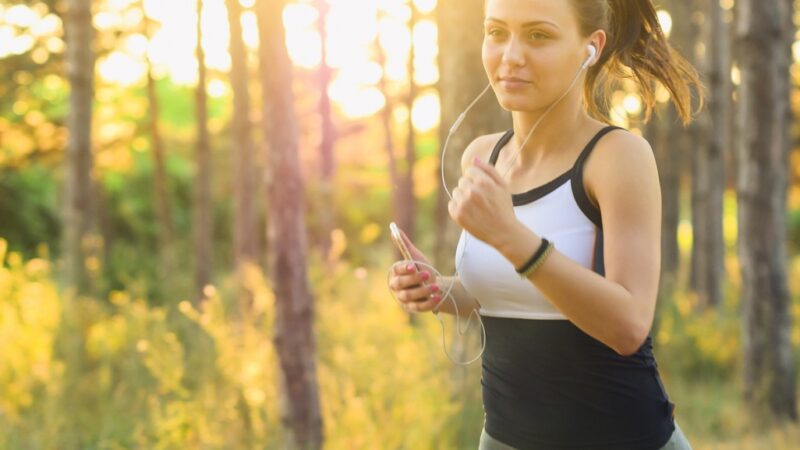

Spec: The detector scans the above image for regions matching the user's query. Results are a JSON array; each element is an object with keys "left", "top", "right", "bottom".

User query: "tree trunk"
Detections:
[
  {"left": 398, "top": 2, "right": 419, "bottom": 247},
  {"left": 194, "top": 0, "right": 213, "bottom": 303},
  {"left": 736, "top": 0, "right": 797, "bottom": 422},
  {"left": 63, "top": 0, "right": 95, "bottom": 295},
  {"left": 688, "top": 0, "right": 727, "bottom": 309},
  {"left": 687, "top": 1, "right": 705, "bottom": 295},
  {"left": 60, "top": 2, "right": 95, "bottom": 447},
  {"left": 226, "top": 0, "right": 258, "bottom": 306},
  {"left": 256, "top": 0, "right": 323, "bottom": 448},
  {"left": 142, "top": 1, "right": 175, "bottom": 292},
  {"left": 653, "top": 0, "right": 692, "bottom": 288},
  {"left": 702, "top": 0, "right": 730, "bottom": 308},
  {"left": 648, "top": 102, "right": 682, "bottom": 291},
  {"left": 375, "top": 14, "right": 403, "bottom": 261},
  {"left": 316, "top": 0, "right": 336, "bottom": 262},
  {"left": 434, "top": 0, "right": 509, "bottom": 274},
  {"left": 675, "top": 0, "right": 706, "bottom": 298}
]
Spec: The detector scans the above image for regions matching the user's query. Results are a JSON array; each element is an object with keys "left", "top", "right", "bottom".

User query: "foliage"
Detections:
[
  {"left": 0, "top": 238, "right": 478, "bottom": 449},
  {"left": 789, "top": 208, "right": 800, "bottom": 254},
  {"left": 655, "top": 279, "right": 743, "bottom": 380},
  {"left": 653, "top": 253, "right": 800, "bottom": 445},
  {"left": 1, "top": 221, "right": 800, "bottom": 449},
  {"left": 0, "top": 165, "right": 60, "bottom": 256},
  {"left": 0, "top": 238, "right": 61, "bottom": 445}
]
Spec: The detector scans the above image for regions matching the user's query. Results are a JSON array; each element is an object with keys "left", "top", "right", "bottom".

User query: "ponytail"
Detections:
[{"left": 573, "top": 0, "right": 704, "bottom": 124}]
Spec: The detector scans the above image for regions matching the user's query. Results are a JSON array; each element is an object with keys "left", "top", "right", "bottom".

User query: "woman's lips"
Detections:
[{"left": 498, "top": 77, "right": 531, "bottom": 90}]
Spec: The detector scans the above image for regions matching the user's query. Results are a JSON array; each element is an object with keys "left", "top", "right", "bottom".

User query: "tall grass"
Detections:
[{"left": 1, "top": 234, "right": 798, "bottom": 449}]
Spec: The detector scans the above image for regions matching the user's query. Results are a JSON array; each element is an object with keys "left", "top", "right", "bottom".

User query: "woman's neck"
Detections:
[{"left": 508, "top": 90, "right": 594, "bottom": 170}]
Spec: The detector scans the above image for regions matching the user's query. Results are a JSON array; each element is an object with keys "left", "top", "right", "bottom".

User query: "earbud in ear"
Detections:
[{"left": 582, "top": 44, "right": 597, "bottom": 70}]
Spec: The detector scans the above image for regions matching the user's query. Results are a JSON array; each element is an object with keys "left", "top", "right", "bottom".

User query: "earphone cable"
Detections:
[{"left": 389, "top": 47, "right": 594, "bottom": 365}]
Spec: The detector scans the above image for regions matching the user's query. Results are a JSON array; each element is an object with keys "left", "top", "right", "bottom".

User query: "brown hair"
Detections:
[{"left": 569, "top": 0, "right": 703, "bottom": 124}]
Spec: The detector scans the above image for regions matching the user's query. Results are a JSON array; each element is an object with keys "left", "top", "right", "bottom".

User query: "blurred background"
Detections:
[{"left": 1, "top": 0, "right": 800, "bottom": 448}]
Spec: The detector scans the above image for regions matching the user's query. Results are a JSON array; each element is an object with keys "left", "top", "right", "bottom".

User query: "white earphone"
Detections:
[{"left": 582, "top": 44, "right": 598, "bottom": 70}]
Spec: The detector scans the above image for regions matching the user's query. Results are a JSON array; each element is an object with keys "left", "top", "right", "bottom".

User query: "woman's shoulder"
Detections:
[
  {"left": 584, "top": 127, "right": 658, "bottom": 209},
  {"left": 588, "top": 128, "right": 655, "bottom": 176},
  {"left": 460, "top": 131, "right": 508, "bottom": 175}
]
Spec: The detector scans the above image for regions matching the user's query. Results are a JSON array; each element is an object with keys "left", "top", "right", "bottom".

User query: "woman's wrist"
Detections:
[
  {"left": 496, "top": 222, "right": 543, "bottom": 269},
  {"left": 432, "top": 275, "right": 478, "bottom": 317}
]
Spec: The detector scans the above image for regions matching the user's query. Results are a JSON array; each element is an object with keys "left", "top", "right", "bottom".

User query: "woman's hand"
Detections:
[
  {"left": 448, "top": 157, "right": 518, "bottom": 248},
  {"left": 387, "top": 228, "right": 443, "bottom": 313}
]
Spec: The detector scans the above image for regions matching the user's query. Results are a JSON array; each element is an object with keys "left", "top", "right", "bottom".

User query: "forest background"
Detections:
[{"left": 1, "top": 0, "right": 800, "bottom": 449}]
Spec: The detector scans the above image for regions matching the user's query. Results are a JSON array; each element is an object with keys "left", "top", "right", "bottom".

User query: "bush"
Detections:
[{"left": 0, "top": 239, "right": 477, "bottom": 449}]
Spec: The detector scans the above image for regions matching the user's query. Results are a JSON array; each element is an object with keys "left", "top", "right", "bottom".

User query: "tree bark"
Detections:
[
  {"left": 315, "top": 0, "right": 335, "bottom": 261},
  {"left": 226, "top": 0, "right": 258, "bottom": 306},
  {"left": 736, "top": 0, "right": 797, "bottom": 422},
  {"left": 653, "top": 0, "right": 692, "bottom": 287},
  {"left": 688, "top": 0, "right": 727, "bottom": 309},
  {"left": 63, "top": 0, "right": 96, "bottom": 295},
  {"left": 375, "top": 13, "right": 403, "bottom": 260},
  {"left": 687, "top": 1, "right": 706, "bottom": 295},
  {"left": 398, "top": 2, "right": 419, "bottom": 247},
  {"left": 194, "top": 0, "right": 213, "bottom": 303},
  {"left": 647, "top": 101, "right": 682, "bottom": 290},
  {"left": 60, "top": 2, "right": 95, "bottom": 447},
  {"left": 256, "top": 0, "right": 323, "bottom": 448},
  {"left": 434, "top": 0, "right": 509, "bottom": 273},
  {"left": 142, "top": 1, "right": 175, "bottom": 289}
]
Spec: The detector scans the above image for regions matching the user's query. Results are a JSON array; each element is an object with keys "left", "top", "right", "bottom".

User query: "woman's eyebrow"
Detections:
[{"left": 484, "top": 17, "right": 560, "bottom": 29}]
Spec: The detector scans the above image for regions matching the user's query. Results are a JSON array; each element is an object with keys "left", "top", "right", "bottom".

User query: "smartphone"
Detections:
[{"left": 389, "top": 222, "right": 417, "bottom": 271}]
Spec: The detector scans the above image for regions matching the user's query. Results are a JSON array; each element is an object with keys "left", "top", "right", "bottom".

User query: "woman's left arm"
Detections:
[{"left": 500, "top": 132, "right": 661, "bottom": 356}]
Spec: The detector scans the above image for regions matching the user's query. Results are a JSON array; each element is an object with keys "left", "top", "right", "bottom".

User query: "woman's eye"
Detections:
[{"left": 484, "top": 28, "right": 547, "bottom": 40}]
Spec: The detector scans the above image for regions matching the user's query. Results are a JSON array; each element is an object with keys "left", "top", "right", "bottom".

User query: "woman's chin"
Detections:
[{"left": 496, "top": 97, "right": 537, "bottom": 113}]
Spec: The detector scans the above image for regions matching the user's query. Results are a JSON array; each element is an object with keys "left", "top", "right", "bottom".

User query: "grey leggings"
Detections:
[{"left": 478, "top": 421, "right": 692, "bottom": 450}]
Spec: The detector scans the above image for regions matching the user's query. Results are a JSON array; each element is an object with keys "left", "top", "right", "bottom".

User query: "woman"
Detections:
[{"left": 388, "top": 0, "right": 701, "bottom": 448}]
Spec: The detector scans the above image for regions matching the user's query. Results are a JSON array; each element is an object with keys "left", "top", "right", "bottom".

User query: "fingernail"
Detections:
[
  {"left": 406, "top": 264, "right": 414, "bottom": 272},
  {"left": 430, "top": 284, "right": 439, "bottom": 293},
  {"left": 421, "top": 272, "right": 430, "bottom": 280}
]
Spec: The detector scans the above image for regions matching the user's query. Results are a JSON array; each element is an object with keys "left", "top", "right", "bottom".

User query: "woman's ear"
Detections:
[{"left": 588, "top": 30, "right": 607, "bottom": 66}]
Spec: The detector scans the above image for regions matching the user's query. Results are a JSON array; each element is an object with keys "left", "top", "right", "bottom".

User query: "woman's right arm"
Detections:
[
  {"left": 433, "top": 275, "right": 481, "bottom": 318},
  {"left": 389, "top": 263, "right": 481, "bottom": 317},
  {"left": 388, "top": 134, "right": 489, "bottom": 317}
]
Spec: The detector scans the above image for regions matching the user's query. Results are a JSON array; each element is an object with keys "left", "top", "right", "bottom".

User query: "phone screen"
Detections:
[{"left": 389, "top": 222, "right": 416, "bottom": 267}]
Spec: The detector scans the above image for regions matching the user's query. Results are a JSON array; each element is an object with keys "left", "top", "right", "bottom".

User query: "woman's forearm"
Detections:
[
  {"left": 496, "top": 222, "right": 650, "bottom": 356},
  {"left": 432, "top": 276, "right": 481, "bottom": 318}
]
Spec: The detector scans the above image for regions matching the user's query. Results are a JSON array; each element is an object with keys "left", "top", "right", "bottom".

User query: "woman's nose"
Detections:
[{"left": 501, "top": 37, "right": 526, "bottom": 67}]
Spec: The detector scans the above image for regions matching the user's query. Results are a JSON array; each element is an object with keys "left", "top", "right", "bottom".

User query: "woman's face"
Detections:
[{"left": 482, "top": 0, "right": 590, "bottom": 112}]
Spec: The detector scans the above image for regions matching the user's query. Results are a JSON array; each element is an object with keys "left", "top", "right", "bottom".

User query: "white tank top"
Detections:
[{"left": 454, "top": 126, "right": 621, "bottom": 320}]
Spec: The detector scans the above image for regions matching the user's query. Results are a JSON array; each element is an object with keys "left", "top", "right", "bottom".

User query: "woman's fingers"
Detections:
[
  {"left": 389, "top": 270, "right": 431, "bottom": 293},
  {"left": 406, "top": 293, "right": 444, "bottom": 313},
  {"left": 389, "top": 259, "right": 442, "bottom": 314},
  {"left": 391, "top": 262, "right": 430, "bottom": 283},
  {"left": 395, "top": 283, "right": 432, "bottom": 302},
  {"left": 403, "top": 292, "right": 443, "bottom": 313},
  {"left": 392, "top": 261, "right": 418, "bottom": 276},
  {"left": 472, "top": 157, "right": 506, "bottom": 186},
  {"left": 392, "top": 261, "right": 408, "bottom": 276},
  {"left": 398, "top": 229, "right": 429, "bottom": 265}
]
